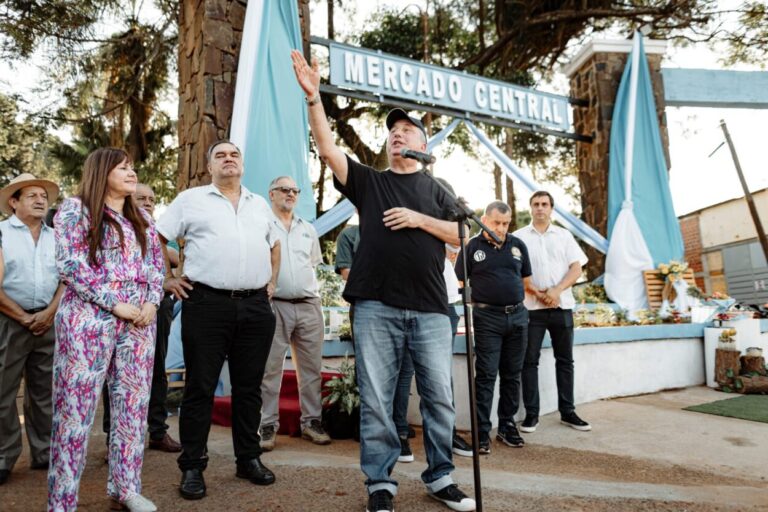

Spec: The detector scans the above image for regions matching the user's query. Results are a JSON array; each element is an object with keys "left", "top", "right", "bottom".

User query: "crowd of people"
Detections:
[{"left": 0, "top": 50, "right": 589, "bottom": 512}]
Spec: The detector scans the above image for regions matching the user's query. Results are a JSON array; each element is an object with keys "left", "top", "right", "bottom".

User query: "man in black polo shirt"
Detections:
[
  {"left": 292, "top": 50, "right": 475, "bottom": 512},
  {"left": 455, "top": 201, "right": 532, "bottom": 454}
]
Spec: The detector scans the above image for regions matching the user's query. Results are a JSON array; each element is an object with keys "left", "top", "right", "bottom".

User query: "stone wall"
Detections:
[
  {"left": 177, "top": 0, "right": 246, "bottom": 190},
  {"left": 569, "top": 51, "right": 669, "bottom": 278}
]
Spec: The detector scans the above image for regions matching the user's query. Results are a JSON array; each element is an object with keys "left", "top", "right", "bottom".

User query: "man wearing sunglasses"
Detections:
[{"left": 259, "top": 176, "right": 331, "bottom": 451}]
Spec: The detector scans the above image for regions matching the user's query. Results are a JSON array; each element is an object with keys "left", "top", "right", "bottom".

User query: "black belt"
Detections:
[
  {"left": 273, "top": 297, "right": 314, "bottom": 304},
  {"left": 194, "top": 282, "right": 267, "bottom": 300},
  {"left": 473, "top": 302, "right": 525, "bottom": 314},
  {"left": 24, "top": 306, "right": 47, "bottom": 314}
]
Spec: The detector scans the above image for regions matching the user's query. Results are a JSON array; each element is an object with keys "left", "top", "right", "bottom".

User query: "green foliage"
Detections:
[
  {"left": 317, "top": 265, "right": 345, "bottom": 307},
  {"left": 322, "top": 356, "right": 360, "bottom": 415},
  {"left": 0, "top": 0, "right": 117, "bottom": 59},
  {"left": 721, "top": 2, "right": 768, "bottom": 67},
  {"left": 337, "top": 321, "right": 352, "bottom": 341},
  {"left": 0, "top": 93, "right": 65, "bottom": 191},
  {"left": 3, "top": 1, "right": 179, "bottom": 203},
  {"left": 573, "top": 283, "right": 609, "bottom": 304}
]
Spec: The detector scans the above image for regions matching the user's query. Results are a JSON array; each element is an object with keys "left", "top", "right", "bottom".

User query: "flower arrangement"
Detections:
[
  {"left": 717, "top": 328, "right": 738, "bottom": 351},
  {"left": 657, "top": 260, "right": 689, "bottom": 282}
]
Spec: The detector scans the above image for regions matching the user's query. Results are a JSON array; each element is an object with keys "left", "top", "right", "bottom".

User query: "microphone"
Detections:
[{"left": 399, "top": 148, "right": 436, "bottom": 165}]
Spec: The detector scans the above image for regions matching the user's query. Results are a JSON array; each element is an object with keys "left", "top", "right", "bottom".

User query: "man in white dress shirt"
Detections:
[
  {"left": 259, "top": 175, "right": 331, "bottom": 451},
  {"left": 513, "top": 191, "right": 591, "bottom": 433},
  {"left": 158, "top": 140, "right": 281, "bottom": 500}
]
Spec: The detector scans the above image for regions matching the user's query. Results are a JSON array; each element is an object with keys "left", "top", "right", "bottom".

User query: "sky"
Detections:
[{"left": 1, "top": 1, "right": 766, "bottom": 219}]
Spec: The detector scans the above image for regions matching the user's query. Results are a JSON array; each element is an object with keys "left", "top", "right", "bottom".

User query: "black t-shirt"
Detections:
[
  {"left": 333, "top": 155, "right": 454, "bottom": 314},
  {"left": 455, "top": 233, "right": 532, "bottom": 305}
]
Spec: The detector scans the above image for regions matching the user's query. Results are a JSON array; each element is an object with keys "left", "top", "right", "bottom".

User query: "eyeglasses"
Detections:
[{"left": 271, "top": 186, "right": 301, "bottom": 195}]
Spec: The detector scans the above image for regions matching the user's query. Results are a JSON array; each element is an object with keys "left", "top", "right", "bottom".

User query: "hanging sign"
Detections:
[{"left": 329, "top": 43, "right": 571, "bottom": 132}]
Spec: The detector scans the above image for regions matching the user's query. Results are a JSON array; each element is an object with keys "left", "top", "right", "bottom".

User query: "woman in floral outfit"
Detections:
[{"left": 47, "top": 148, "right": 164, "bottom": 512}]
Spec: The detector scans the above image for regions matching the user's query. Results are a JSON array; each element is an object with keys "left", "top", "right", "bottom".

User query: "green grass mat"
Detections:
[{"left": 684, "top": 395, "right": 768, "bottom": 423}]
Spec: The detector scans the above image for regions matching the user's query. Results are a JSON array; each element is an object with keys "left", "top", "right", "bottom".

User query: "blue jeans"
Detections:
[
  {"left": 393, "top": 306, "right": 460, "bottom": 436},
  {"left": 353, "top": 300, "right": 455, "bottom": 496}
]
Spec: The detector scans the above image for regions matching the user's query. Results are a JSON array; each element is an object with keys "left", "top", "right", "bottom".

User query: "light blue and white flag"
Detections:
[
  {"left": 604, "top": 33, "right": 684, "bottom": 313},
  {"left": 231, "top": 0, "right": 314, "bottom": 219}
]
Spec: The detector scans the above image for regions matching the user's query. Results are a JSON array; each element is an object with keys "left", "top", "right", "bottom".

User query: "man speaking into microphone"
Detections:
[{"left": 291, "top": 51, "right": 476, "bottom": 512}]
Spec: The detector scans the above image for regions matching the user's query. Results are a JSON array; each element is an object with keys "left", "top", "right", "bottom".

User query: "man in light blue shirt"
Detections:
[{"left": 0, "top": 174, "right": 64, "bottom": 485}]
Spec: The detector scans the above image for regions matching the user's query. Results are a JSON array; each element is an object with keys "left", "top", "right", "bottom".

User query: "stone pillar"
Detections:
[
  {"left": 564, "top": 39, "right": 669, "bottom": 279},
  {"left": 177, "top": 0, "right": 246, "bottom": 190}
]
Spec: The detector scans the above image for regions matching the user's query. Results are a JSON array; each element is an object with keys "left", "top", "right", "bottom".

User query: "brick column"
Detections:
[
  {"left": 564, "top": 39, "right": 669, "bottom": 279},
  {"left": 680, "top": 215, "right": 706, "bottom": 292},
  {"left": 177, "top": 0, "right": 246, "bottom": 190}
]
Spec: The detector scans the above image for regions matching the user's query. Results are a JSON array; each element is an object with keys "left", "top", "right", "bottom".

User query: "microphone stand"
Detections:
[{"left": 418, "top": 160, "right": 501, "bottom": 512}]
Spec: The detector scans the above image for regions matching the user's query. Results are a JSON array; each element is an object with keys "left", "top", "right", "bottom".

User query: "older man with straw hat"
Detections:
[{"left": 0, "top": 173, "right": 64, "bottom": 486}]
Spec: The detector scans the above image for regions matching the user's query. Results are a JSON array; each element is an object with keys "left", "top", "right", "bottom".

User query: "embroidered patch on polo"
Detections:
[
  {"left": 473, "top": 250, "right": 486, "bottom": 262},
  {"left": 511, "top": 246, "right": 522, "bottom": 259}
]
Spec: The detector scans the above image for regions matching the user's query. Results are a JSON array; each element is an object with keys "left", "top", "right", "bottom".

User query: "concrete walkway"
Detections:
[{"left": 1, "top": 386, "right": 766, "bottom": 511}]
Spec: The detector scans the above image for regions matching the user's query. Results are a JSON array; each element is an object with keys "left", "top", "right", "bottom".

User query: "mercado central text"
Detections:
[{"left": 329, "top": 43, "right": 571, "bottom": 133}]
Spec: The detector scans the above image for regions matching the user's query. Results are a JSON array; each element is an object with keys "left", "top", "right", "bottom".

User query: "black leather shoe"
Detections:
[
  {"left": 179, "top": 468, "right": 206, "bottom": 500},
  {"left": 0, "top": 469, "right": 10, "bottom": 485},
  {"left": 235, "top": 457, "right": 275, "bottom": 485}
]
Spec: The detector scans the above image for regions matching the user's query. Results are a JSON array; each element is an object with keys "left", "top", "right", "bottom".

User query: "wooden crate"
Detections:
[
  {"left": 643, "top": 269, "right": 696, "bottom": 310},
  {"left": 166, "top": 368, "right": 186, "bottom": 389}
]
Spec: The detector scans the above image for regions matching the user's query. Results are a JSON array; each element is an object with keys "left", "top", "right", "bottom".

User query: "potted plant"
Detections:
[
  {"left": 322, "top": 355, "right": 360, "bottom": 440},
  {"left": 337, "top": 321, "right": 353, "bottom": 341},
  {"left": 718, "top": 328, "right": 738, "bottom": 351}
]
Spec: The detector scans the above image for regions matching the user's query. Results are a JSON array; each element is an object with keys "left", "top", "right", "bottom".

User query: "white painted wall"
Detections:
[
  {"left": 695, "top": 189, "right": 768, "bottom": 249},
  {"left": 408, "top": 338, "right": 705, "bottom": 431}
]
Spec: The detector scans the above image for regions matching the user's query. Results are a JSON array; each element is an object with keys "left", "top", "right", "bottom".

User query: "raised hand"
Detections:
[{"left": 290, "top": 49, "right": 320, "bottom": 98}]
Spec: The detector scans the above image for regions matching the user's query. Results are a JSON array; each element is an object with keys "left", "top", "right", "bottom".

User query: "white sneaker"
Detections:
[{"left": 110, "top": 494, "right": 157, "bottom": 512}]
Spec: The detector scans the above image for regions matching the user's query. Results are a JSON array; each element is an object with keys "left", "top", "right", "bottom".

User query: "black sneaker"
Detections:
[
  {"left": 496, "top": 422, "right": 525, "bottom": 447},
  {"left": 452, "top": 433, "right": 473, "bottom": 457},
  {"left": 519, "top": 414, "right": 539, "bottom": 433},
  {"left": 561, "top": 411, "right": 592, "bottom": 431},
  {"left": 397, "top": 435, "right": 414, "bottom": 463},
  {"left": 477, "top": 437, "right": 490, "bottom": 455},
  {"left": 367, "top": 489, "right": 394, "bottom": 512},
  {"left": 429, "top": 484, "right": 477, "bottom": 511}
]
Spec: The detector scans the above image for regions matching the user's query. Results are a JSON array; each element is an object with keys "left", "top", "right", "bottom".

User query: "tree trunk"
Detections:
[
  {"left": 299, "top": 0, "right": 310, "bottom": 59},
  {"left": 735, "top": 375, "right": 768, "bottom": 394},
  {"left": 715, "top": 349, "right": 741, "bottom": 386},
  {"left": 506, "top": 177, "right": 516, "bottom": 232},
  {"left": 503, "top": 128, "right": 516, "bottom": 231},
  {"left": 316, "top": 159, "right": 327, "bottom": 218},
  {"left": 740, "top": 356, "right": 767, "bottom": 375},
  {"left": 492, "top": 163, "right": 502, "bottom": 200}
]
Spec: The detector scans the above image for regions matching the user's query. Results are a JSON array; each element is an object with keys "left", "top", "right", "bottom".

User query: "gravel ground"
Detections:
[{"left": 1, "top": 426, "right": 766, "bottom": 511}]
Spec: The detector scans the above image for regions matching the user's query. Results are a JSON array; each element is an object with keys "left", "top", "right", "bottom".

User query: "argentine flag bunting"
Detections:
[{"left": 604, "top": 33, "right": 684, "bottom": 313}]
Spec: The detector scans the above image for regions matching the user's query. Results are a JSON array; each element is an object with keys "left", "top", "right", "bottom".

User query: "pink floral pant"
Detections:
[{"left": 47, "top": 291, "right": 155, "bottom": 511}]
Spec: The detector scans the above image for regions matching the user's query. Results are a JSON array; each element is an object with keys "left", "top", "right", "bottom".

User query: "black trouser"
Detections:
[
  {"left": 522, "top": 308, "right": 575, "bottom": 416},
  {"left": 472, "top": 306, "right": 528, "bottom": 438},
  {"left": 177, "top": 285, "right": 275, "bottom": 471},
  {"left": 102, "top": 293, "right": 175, "bottom": 440}
]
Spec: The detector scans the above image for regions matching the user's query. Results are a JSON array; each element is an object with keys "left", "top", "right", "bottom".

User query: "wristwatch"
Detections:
[{"left": 306, "top": 95, "right": 320, "bottom": 106}]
